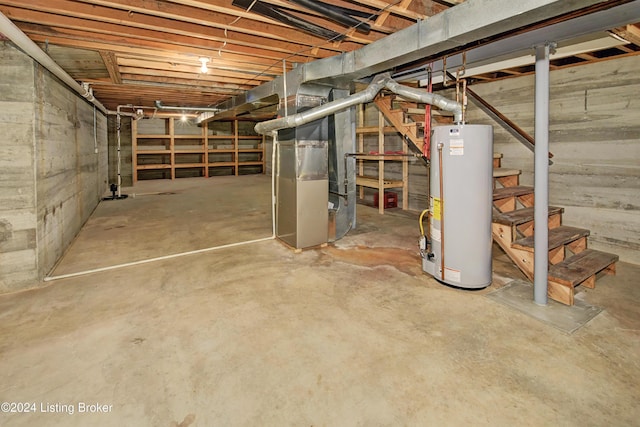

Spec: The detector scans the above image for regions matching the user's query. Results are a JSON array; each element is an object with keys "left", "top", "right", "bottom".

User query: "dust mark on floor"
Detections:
[
  {"left": 104, "top": 225, "right": 126, "bottom": 231},
  {"left": 323, "top": 245, "right": 422, "bottom": 276},
  {"left": 172, "top": 414, "right": 196, "bottom": 427}
]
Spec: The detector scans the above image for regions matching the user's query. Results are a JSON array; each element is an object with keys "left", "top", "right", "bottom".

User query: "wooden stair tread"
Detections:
[
  {"left": 493, "top": 206, "right": 564, "bottom": 226},
  {"left": 548, "top": 249, "right": 619, "bottom": 287},
  {"left": 374, "top": 97, "right": 423, "bottom": 152},
  {"left": 493, "top": 186, "right": 533, "bottom": 201},
  {"left": 512, "top": 225, "right": 590, "bottom": 251},
  {"left": 493, "top": 168, "right": 521, "bottom": 178}
]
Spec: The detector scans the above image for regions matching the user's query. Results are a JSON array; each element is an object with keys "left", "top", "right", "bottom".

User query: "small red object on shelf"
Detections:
[{"left": 374, "top": 192, "right": 398, "bottom": 208}]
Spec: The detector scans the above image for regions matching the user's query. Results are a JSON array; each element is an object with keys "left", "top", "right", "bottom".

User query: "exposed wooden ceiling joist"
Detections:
[{"left": 0, "top": 0, "right": 637, "bottom": 113}]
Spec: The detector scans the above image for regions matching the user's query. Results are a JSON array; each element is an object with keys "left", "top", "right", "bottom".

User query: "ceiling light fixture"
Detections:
[{"left": 199, "top": 57, "right": 209, "bottom": 73}]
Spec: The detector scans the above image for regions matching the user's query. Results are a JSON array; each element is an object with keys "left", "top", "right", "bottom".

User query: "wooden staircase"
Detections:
[
  {"left": 492, "top": 154, "right": 619, "bottom": 305},
  {"left": 372, "top": 95, "right": 619, "bottom": 305},
  {"left": 374, "top": 95, "right": 424, "bottom": 154}
]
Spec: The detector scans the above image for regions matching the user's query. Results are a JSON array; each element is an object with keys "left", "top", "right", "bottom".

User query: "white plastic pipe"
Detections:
[
  {"left": 43, "top": 236, "right": 274, "bottom": 281},
  {"left": 0, "top": 12, "right": 108, "bottom": 115},
  {"left": 44, "top": 131, "right": 279, "bottom": 281},
  {"left": 116, "top": 112, "right": 122, "bottom": 197},
  {"left": 271, "top": 131, "right": 278, "bottom": 238}
]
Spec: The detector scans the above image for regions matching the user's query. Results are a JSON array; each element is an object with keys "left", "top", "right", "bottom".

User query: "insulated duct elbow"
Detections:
[{"left": 385, "top": 80, "right": 463, "bottom": 124}]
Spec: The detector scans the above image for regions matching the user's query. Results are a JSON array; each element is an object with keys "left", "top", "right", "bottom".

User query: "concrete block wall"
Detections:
[
  {"left": 0, "top": 42, "right": 108, "bottom": 292},
  {"left": 464, "top": 55, "right": 640, "bottom": 264}
]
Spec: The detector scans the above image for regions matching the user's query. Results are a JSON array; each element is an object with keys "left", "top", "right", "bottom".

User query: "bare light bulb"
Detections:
[{"left": 199, "top": 57, "right": 209, "bottom": 73}]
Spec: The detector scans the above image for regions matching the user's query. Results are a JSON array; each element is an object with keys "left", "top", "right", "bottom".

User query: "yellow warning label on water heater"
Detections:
[{"left": 431, "top": 197, "right": 441, "bottom": 220}]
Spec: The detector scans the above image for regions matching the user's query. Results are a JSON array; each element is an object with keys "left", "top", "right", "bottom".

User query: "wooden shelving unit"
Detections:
[
  {"left": 355, "top": 104, "right": 409, "bottom": 214},
  {"left": 133, "top": 117, "right": 265, "bottom": 183}
]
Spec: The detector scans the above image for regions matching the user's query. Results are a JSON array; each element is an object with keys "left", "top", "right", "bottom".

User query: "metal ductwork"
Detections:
[
  {"left": 201, "top": 0, "right": 633, "bottom": 126},
  {"left": 257, "top": 73, "right": 464, "bottom": 250},
  {"left": 254, "top": 73, "right": 463, "bottom": 135},
  {"left": 154, "top": 100, "right": 220, "bottom": 113},
  {"left": 255, "top": 73, "right": 391, "bottom": 135},
  {"left": 384, "top": 80, "right": 463, "bottom": 124},
  {"left": 0, "top": 12, "right": 108, "bottom": 115}
]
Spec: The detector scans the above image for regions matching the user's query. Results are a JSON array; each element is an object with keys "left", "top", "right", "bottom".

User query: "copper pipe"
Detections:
[{"left": 438, "top": 142, "right": 445, "bottom": 280}]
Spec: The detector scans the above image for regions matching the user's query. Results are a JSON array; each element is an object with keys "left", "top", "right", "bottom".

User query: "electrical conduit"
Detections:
[
  {"left": 438, "top": 142, "right": 445, "bottom": 281},
  {"left": 0, "top": 12, "right": 108, "bottom": 115}
]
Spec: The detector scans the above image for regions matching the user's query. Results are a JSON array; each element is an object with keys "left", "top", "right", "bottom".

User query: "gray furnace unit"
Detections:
[
  {"left": 421, "top": 124, "right": 493, "bottom": 289},
  {"left": 276, "top": 92, "right": 329, "bottom": 249}
]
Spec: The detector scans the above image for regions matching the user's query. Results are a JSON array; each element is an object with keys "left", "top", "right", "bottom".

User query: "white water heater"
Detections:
[{"left": 421, "top": 124, "right": 493, "bottom": 289}]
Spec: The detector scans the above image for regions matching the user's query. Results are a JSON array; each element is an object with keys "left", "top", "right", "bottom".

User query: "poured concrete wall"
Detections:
[
  {"left": 0, "top": 42, "right": 108, "bottom": 292},
  {"left": 0, "top": 42, "right": 38, "bottom": 290},
  {"left": 464, "top": 55, "right": 640, "bottom": 264}
]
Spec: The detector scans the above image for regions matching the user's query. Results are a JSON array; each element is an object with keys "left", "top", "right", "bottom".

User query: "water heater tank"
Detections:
[{"left": 422, "top": 124, "right": 493, "bottom": 289}]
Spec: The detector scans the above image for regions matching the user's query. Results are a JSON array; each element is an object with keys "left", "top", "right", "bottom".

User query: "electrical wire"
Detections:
[
  {"left": 231, "top": 0, "right": 406, "bottom": 87},
  {"left": 220, "top": 0, "right": 259, "bottom": 56}
]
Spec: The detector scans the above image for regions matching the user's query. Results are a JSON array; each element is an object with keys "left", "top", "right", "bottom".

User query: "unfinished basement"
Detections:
[{"left": 0, "top": 0, "right": 639, "bottom": 425}]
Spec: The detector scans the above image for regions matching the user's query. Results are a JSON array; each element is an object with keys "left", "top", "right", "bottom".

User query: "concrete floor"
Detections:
[{"left": 1, "top": 175, "right": 639, "bottom": 426}]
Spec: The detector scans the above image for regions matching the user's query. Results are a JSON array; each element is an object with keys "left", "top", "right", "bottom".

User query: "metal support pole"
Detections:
[{"left": 533, "top": 43, "right": 553, "bottom": 305}]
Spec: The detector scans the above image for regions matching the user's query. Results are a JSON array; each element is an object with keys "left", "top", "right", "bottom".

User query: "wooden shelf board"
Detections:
[
  {"left": 136, "top": 164, "right": 172, "bottom": 170},
  {"left": 134, "top": 119, "right": 264, "bottom": 182},
  {"left": 174, "top": 149, "right": 205, "bottom": 153},
  {"left": 356, "top": 176, "right": 404, "bottom": 188},
  {"left": 137, "top": 149, "right": 171, "bottom": 154},
  {"left": 174, "top": 163, "right": 205, "bottom": 168}
]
